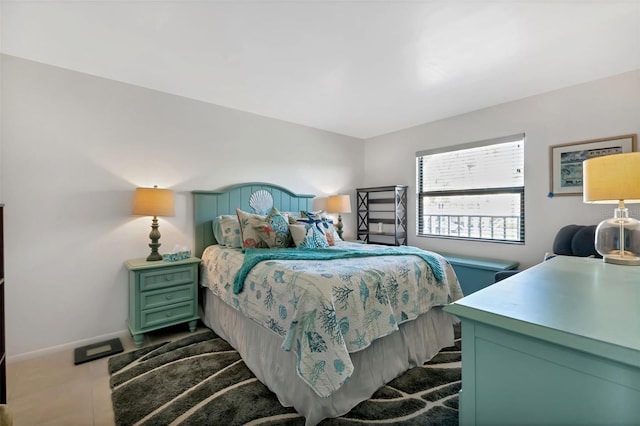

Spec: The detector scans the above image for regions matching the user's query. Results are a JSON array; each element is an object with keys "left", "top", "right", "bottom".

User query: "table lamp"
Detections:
[
  {"left": 132, "top": 186, "right": 175, "bottom": 261},
  {"left": 327, "top": 194, "right": 352, "bottom": 240},
  {"left": 583, "top": 152, "right": 640, "bottom": 265}
]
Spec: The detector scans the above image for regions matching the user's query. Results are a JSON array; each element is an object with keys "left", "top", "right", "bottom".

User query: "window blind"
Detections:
[{"left": 416, "top": 134, "right": 525, "bottom": 243}]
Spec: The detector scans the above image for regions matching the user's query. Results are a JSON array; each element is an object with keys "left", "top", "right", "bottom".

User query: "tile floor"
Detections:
[{"left": 6, "top": 323, "right": 207, "bottom": 425}]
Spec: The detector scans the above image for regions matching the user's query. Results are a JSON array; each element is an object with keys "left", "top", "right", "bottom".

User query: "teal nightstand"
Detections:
[{"left": 125, "top": 257, "right": 201, "bottom": 347}]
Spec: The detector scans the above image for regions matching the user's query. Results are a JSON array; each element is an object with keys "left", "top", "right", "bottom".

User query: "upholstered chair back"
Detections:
[{"left": 552, "top": 224, "right": 601, "bottom": 258}]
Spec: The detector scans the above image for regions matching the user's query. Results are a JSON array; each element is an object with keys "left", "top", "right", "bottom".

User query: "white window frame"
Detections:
[{"left": 416, "top": 133, "right": 525, "bottom": 243}]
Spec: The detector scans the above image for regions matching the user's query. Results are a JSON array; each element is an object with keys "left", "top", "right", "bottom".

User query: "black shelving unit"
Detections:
[{"left": 356, "top": 186, "right": 407, "bottom": 246}]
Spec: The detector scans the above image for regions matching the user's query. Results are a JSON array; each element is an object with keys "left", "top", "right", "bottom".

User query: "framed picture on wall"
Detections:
[{"left": 549, "top": 134, "right": 637, "bottom": 196}]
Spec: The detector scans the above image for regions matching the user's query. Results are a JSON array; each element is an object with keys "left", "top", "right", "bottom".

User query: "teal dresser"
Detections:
[
  {"left": 444, "top": 256, "right": 640, "bottom": 425},
  {"left": 126, "top": 257, "right": 200, "bottom": 347}
]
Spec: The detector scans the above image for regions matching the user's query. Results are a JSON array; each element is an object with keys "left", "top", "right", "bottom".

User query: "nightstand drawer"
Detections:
[
  {"left": 141, "top": 301, "right": 195, "bottom": 329},
  {"left": 140, "top": 266, "right": 195, "bottom": 292},
  {"left": 140, "top": 284, "right": 194, "bottom": 310}
]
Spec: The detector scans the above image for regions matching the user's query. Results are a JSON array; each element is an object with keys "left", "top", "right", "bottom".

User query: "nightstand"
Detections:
[{"left": 125, "top": 257, "right": 201, "bottom": 347}]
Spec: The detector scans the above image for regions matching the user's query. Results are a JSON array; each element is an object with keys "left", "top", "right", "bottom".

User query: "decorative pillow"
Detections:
[
  {"left": 552, "top": 224, "right": 584, "bottom": 256},
  {"left": 314, "top": 211, "right": 341, "bottom": 242},
  {"left": 571, "top": 225, "right": 598, "bottom": 257},
  {"left": 289, "top": 223, "right": 330, "bottom": 249},
  {"left": 254, "top": 208, "right": 293, "bottom": 248},
  {"left": 282, "top": 211, "right": 301, "bottom": 220},
  {"left": 217, "top": 215, "right": 242, "bottom": 248},
  {"left": 212, "top": 219, "right": 225, "bottom": 245},
  {"left": 299, "top": 210, "right": 341, "bottom": 245},
  {"left": 236, "top": 208, "right": 269, "bottom": 248},
  {"left": 552, "top": 224, "right": 599, "bottom": 258}
]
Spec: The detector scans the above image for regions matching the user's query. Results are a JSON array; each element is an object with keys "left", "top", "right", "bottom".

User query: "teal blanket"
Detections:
[{"left": 233, "top": 246, "right": 445, "bottom": 294}]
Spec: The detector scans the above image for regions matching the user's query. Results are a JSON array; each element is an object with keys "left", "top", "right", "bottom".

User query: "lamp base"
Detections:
[
  {"left": 336, "top": 214, "right": 344, "bottom": 240},
  {"left": 146, "top": 251, "right": 163, "bottom": 262},
  {"left": 603, "top": 253, "right": 640, "bottom": 266},
  {"left": 146, "top": 216, "right": 163, "bottom": 262},
  {"left": 595, "top": 207, "right": 640, "bottom": 266}
]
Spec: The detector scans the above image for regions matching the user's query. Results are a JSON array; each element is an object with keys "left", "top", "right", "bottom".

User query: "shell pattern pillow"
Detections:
[
  {"left": 254, "top": 207, "right": 293, "bottom": 248},
  {"left": 236, "top": 208, "right": 269, "bottom": 248}
]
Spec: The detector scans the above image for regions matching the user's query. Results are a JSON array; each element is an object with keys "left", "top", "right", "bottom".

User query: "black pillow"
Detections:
[
  {"left": 553, "top": 224, "right": 584, "bottom": 256},
  {"left": 571, "top": 225, "right": 599, "bottom": 257},
  {"left": 552, "top": 224, "right": 600, "bottom": 258}
]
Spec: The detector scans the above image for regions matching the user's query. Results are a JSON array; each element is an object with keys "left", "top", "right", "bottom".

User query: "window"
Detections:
[{"left": 416, "top": 134, "right": 525, "bottom": 243}]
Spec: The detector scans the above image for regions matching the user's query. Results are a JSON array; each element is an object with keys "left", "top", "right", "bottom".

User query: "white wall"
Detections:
[
  {"left": 363, "top": 70, "right": 640, "bottom": 269},
  {"left": 1, "top": 55, "right": 364, "bottom": 358}
]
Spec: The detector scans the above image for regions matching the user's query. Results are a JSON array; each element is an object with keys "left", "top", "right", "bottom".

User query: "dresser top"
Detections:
[
  {"left": 125, "top": 257, "right": 201, "bottom": 270},
  {"left": 445, "top": 255, "right": 640, "bottom": 366}
]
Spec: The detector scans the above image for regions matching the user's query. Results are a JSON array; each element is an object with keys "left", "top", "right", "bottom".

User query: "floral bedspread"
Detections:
[{"left": 199, "top": 242, "right": 463, "bottom": 398}]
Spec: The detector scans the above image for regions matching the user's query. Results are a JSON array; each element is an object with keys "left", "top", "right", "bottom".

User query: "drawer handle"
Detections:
[
  {"left": 165, "top": 274, "right": 174, "bottom": 281},
  {"left": 166, "top": 312, "right": 173, "bottom": 317},
  {"left": 165, "top": 294, "right": 173, "bottom": 300}
]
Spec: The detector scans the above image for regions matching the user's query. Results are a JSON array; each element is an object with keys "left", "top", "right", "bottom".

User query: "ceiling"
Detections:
[{"left": 2, "top": 1, "right": 639, "bottom": 139}]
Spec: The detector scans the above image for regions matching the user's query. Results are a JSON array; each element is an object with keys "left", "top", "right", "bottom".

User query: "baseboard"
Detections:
[{"left": 7, "top": 329, "right": 130, "bottom": 363}]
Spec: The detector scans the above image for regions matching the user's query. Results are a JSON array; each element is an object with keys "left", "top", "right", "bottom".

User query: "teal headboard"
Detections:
[{"left": 193, "top": 182, "right": 314, "bottom": 257}]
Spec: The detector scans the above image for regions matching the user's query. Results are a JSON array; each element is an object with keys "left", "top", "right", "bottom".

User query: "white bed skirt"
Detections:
[{"left": 201, "top": 289, "right": 458, "bottom": 426}]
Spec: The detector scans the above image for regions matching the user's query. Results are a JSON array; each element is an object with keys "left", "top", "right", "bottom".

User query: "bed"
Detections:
[{"left": 193, "top": 182, "right": 463, "bottom": 425}]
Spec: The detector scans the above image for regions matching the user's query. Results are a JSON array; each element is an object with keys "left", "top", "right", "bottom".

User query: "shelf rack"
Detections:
[{"left": 356, "top": 185, "right": 407, "bottom": 246}]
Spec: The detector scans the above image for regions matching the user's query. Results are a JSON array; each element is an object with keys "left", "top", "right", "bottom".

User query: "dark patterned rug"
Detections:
[{"left": 108, "top": 325, "right": 461, "bottom": 425}]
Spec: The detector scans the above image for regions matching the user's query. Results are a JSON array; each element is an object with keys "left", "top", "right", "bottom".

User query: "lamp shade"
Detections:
[
  {"left": 132, "top": 187, "right": 175, "bottom": 217},
  {"left": 327, "top": 195, "right": 352, "bottom": 213},
  {"left": 583, "top": 152, "right": 640, "bottom": 204}
]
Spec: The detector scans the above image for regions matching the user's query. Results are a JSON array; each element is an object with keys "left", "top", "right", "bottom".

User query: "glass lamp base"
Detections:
[
  {"left": 602, "top": 253, "right": 640, "bottom": 266},
  {"left": 595, "top": 207, "right": 640, "bottom": 266}
]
